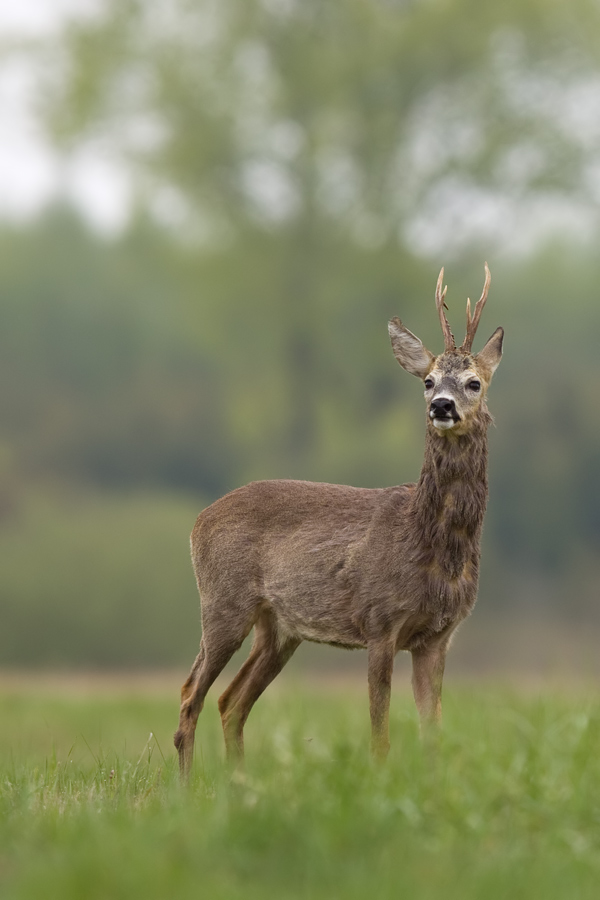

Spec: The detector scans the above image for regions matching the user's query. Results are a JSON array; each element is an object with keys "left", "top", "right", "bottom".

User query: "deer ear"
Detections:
[
  {"left": 475, "top": 326, "right": 504, "bottom": 376},
  {"left": 388, "top": 317, "right": 434, "bottom": 378}
]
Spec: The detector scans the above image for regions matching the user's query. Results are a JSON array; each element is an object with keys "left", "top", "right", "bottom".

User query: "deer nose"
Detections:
[{"left": 430, "top": 397, "right": 456, "bottom": 418}]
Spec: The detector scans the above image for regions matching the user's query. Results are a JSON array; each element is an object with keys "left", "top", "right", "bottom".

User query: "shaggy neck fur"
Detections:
[{"left": 411, "top": 406, "right": 492, "bottom": 581}]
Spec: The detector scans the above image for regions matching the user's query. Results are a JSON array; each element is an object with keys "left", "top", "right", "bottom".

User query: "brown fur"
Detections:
[{"left": 174, "top": 268, "right": 503, "bottom": 774}]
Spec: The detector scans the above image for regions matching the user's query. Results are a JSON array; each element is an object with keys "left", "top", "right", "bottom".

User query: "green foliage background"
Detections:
[{"left": 0, "top": 0, "right": 599, "bottom": 667}]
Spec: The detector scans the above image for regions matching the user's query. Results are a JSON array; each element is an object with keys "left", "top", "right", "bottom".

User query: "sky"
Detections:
[{"left": 0, "top": 0, "right": 129, "bottom": 232}]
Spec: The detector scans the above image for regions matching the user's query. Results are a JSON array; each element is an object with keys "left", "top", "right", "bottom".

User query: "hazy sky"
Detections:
[{"left": 0, "top": 0, "right": 128, "bottom": 231}]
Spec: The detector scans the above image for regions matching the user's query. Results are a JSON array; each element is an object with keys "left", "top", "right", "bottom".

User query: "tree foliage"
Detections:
[
  {"left": 0, "top": 0, "right": 599, "bottom": 665},
  {"left": 42, "top": 0, "right": 600, "bottom": 473},
  {"left": 48, "top": 0, "right": 600, "bottom": 246}
]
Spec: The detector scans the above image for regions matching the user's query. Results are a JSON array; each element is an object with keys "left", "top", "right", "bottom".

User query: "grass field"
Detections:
[{"left": 1, "top": 674, "right": 600, "bottom": 899}]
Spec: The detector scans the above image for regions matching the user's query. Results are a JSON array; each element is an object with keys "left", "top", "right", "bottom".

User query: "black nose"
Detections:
[{"left": 430, "top": 397, "right": 456, "bottom": 417}]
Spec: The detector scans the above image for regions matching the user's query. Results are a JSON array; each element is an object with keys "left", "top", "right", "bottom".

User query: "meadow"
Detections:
[{"left": 1, "top": 673, "right": 600, "bottom": 900}]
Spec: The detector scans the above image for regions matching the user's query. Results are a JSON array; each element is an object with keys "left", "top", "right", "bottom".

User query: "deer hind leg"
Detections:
[
  {"left": 174, "top": 608, "right": 256, "bottom": 780},
  {"left": 218, "top": 608, "right": 300, "bottom": 763},
  {"left": 367, "top": 640, "right": 395, "bottom": 761}
]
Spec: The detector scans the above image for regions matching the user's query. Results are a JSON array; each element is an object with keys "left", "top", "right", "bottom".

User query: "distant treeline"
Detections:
[
  {"left": 1, "top": 0, "right": 599, "bottom": 665},
  {"left": 0, "top": 209, "right": 598, "bottom": 665}
]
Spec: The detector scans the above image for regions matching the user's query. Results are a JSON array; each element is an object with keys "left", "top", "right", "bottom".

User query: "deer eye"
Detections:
[
  {"left": 468, "top": 380, "right": 481, "bottom": 392},
  {"left": 424, "top": 379, "right": 434, "bottom": 390}
]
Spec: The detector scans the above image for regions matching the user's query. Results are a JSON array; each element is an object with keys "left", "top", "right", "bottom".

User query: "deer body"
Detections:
[{"left": 175, "top": 267, "right": 503, "bottom": 774}]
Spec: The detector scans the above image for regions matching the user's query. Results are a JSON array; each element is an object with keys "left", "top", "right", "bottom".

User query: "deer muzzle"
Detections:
[{"left": 429, "top": 396, "right": 459, "bottom": 430}]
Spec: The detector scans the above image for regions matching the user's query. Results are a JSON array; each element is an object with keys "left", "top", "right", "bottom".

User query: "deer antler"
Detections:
[
  {"left": 461, "top": 263, "right": 491, "bottom": 353},
  {"left": 435, "top": 267, "right": 456, "bottom": 352}
]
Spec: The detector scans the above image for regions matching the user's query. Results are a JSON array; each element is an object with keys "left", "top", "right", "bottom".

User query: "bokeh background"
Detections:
[{"left": 1, "top": 0, "right": 599, "bottom": 677}]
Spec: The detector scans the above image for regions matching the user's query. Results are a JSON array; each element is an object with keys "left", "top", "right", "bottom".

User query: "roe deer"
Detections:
[{"left": 174, "top": 265, "right": 503, "bottom": 775}]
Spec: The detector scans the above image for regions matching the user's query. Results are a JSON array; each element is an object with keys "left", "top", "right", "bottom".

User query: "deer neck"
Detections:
[{"left": 411, "top": 408, "right": 491, "bottom": 580}]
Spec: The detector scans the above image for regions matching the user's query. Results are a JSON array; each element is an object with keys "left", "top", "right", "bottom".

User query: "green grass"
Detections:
[{"left": 2, "top": 678, "right": 600, "bottom": 899}]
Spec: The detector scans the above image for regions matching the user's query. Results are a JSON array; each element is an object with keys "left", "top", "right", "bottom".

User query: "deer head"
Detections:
[{"left": 388, "top": 264, "right": 503, "bottom": 436}]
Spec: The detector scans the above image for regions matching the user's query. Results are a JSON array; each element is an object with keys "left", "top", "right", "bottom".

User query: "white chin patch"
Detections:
[{"left": 432, "top": 418, "right": 456, "bottom": 431}]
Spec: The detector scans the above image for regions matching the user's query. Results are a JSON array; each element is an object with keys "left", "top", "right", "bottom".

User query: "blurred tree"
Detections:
[
  {"left": 49, "top": 0, "right": 600, "bottom": 242},
  {"left": 43, "top": 0, "right": 600, "bottom": 470},
  {"left": 0, "top": 208, "right": 235, "bottom": 497},
  {"left": 0, "top": 0, "right": 597, "bottom": 667}
]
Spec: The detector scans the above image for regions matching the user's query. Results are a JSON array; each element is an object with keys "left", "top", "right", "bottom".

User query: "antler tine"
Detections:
[
  {"left": 435, "top": 267, "right": 456, "bottom": 352},
  {"left": 461, "top": 262, "right": 491, "bottom": 353}
]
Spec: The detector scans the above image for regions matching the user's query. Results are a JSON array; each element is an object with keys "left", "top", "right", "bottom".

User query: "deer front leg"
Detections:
[
  {"left": 367, "top": 641, "right": 395, "bottom": 761},
  {"left": 410, "top": 639, "right": 449, "bottom": 735}
]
